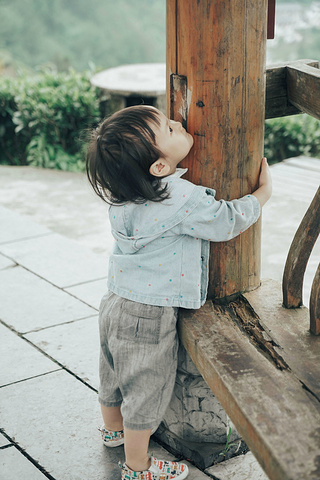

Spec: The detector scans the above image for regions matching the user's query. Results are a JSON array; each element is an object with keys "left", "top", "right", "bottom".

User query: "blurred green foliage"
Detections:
[
  {"left": 0, "top": 0, "right": 166, "bottom": 72},
  {"left": 264, "top": 115, "right": 320, "bottom": 164},
  {"left": 0, "top": 70, "right": 319, "bottom": 172},
  {"left": 0, "top": 68, "right": 100, "bottom": 170}
]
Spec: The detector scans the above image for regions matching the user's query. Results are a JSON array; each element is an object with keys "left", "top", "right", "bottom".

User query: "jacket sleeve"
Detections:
[{"left": 174, "top": 187, "right": 261, "bottom": 242}]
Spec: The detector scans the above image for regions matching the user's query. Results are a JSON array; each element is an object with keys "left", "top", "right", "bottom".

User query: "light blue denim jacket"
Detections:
[{"left": 107, "top": 168, "right": 261, "bottom": 309}]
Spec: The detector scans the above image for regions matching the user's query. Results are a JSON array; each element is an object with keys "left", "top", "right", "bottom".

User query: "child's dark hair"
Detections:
[{"left": 86, "top": 106, "right": 170, "bottom": 204}]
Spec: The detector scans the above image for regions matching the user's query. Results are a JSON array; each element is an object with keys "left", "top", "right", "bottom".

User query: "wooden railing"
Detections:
[
  {"left": 283, "top": 186, "right": 320, "bottom": 335},
  {"left": 266, "top": 59, "right": 320, "bottom": 120},
  {"left": 267, "top": 58, "right": 320, "bottom": 336}
]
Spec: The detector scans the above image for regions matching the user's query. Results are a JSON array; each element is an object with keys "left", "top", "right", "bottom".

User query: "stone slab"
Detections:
[
  {"left": 0, "top": 206, "right": 51, "bottom": 244},
  {"left": 0, "top": 323, "right": 60, "bottom": 387},
  {"left": 0, "top": 233, "right": 108, "bottom": 289},
  {"left": 0, "top": 266, "right": 96, "bottom": 333},
  {"left": 205, "top": 451, "right": 269, "bottom": 480},
  {"left": 182, "top": 461, "right": 210, "bottom": 479},
  {"left": 66, "top": 278, "right": 108, "bottom": 310},
  {"left": 0, "top": 445, "right": 48, "bottom": 479},
  {"left": 0, "top": 370, "right": 205, "bottom": 479},
  {"left": 26, "top": 316, "right": 100, "bottom": 390},
  {"left": 0, "top": 370, "right": 120, "bottom": 479},
  {"left": 0, "top": 434, "right": 11, "bottom": 448},
  {"left": 0, "top": 166, "right": 113, "bottom": 256},
  {"left": 0, "top": 254, "right": 15, "bottom": 270}
]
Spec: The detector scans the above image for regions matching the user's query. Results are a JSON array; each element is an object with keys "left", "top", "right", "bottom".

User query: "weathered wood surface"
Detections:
[
  {"left": 169, "top": 74, "right": 188, "bottom": 129},
  {"left": 245, "top": 279, "right": 320, "bottom": 398},
  {"left": 167, "top": 0, "right": 267, "bottom": 300},
  {"left": 287, "top": 63, "right": 320, "bottom": 121},
  {"left": 267, "top": 0, "right": 276, "bottom": 40},
  {"left": 283, "top": 186, "right": 320, "bottom": 309},
  {"left": 179, "top": 279, "right": 320, "bottom": 480},
  {"left": 310, "top": 263, "right": 320, "bottom": 335},
  {"left": 265, "top": 60, "right": 319, "bottom": 119}
]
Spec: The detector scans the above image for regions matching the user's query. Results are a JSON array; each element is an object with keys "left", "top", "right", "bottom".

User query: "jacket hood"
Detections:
[{"left": 109, "top": 168, "right": 208, "bottom": 255}]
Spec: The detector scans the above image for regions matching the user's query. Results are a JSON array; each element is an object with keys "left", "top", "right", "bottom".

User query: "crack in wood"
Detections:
[
  {"left": 225, "top": 296, "right": 290, "bottom": 371},
  {"left": 301, "top": 381, "right": 320, "bottom": 404}
]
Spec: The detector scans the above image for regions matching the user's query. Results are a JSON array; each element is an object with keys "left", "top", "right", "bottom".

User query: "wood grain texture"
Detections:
[
  {"left": 179, "top": 278, "right": 320, "bottom": 480},
  {"left": 166, "top": 0, "right": 177, "bottom": 108},
  {"left": 265, "top": 60, "right": 319, "bottom": 119},
  {"left": 287, "top": 63, "right": 320, "bottom": 120},
  {"left": 246, "top": 279, "right": 320, "bottom": 398},
  {"left": 283, "top": 186, "right": 320, "bottom": 309},
  {"left": 310, "top": 263, "right": 320, "bottom": 335},
  {"left": 167, "top": 0, "right": 268, "bottom": 300}
]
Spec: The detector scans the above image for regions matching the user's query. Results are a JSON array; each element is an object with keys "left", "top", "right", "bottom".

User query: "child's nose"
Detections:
[{"left": 170, "top": 120, "right": 182, "bottom": 129}]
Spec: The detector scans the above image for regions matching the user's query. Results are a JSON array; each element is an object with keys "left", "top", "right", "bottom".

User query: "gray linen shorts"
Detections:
[{"left": 98, "top": 292, "right": 179, "bottom": 431}]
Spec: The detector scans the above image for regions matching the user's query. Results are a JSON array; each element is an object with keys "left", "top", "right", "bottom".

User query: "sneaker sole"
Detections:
[
  {"left": 178, "top": 465, "right": 189, "bottom": 479},
  {"left": 103, "top": 439, "right": 124, "bottom": 448}
]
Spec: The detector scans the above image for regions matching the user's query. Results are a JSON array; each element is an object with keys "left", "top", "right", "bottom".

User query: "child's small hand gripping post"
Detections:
[{"left": 252, "top": 157, "right": 272, "bottom": 207}]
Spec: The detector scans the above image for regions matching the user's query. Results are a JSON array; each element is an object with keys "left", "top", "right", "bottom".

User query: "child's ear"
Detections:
[{"left": 149, "top": 159, "right": 171, "bottom": 177}]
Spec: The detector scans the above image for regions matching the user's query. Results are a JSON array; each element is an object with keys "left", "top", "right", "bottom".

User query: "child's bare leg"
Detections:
[
  {"left": 100, "top": 404, "right": 124, "bottom": 431},
  {"left": 124, "top": 428, "right": 152, "bottom": 472}
]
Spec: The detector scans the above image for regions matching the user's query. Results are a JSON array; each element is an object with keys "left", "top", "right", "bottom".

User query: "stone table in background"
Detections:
[{"left": 91, "top": 63, "right": 166, "bottom": 114}]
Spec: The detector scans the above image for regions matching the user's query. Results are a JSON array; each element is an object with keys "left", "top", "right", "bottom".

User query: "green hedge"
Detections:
[
  {"left": 1, "top": 70, "right": 319, "bottom": 171},
  {"left": 264, "top": 114, "right": 320, "bottom": 164},
  {"left": 0, "top": 68, "right": 100, "bottom": 171}
]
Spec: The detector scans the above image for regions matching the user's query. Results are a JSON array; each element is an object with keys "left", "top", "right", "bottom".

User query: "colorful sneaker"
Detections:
[
  {"left": 99, "top": 425, "right": 124, "bottom": 447},
  {"left": 119, "top": 456, "right": 189, "bottom": 479}
]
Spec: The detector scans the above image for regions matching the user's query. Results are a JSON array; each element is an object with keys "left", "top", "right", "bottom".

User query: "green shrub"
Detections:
[
  {"left": 0, "top": 68, "right": 100, "bottom": 170},
  {"left": 1, "top": 69, "right": 320, "bottom": 171},
  {"left": 264, "top": 114, "right": 320, "bottom": 164}
]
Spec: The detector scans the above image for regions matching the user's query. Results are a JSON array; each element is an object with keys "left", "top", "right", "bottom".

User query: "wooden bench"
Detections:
[{"left": 179, "top": 187, "right": 320, "bottom": 480}]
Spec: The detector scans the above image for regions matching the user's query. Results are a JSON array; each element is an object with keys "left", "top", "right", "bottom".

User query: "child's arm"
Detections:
[
  {"left": 172, "top": 157, "right": 271, "bottom": 242},
  {"left": 252, "top": 157, "right": 272, "bottom": 207}
]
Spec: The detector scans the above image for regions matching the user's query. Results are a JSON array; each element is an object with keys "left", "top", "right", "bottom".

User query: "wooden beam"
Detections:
[
  {"left": 310, "top": 263, "right": 320, "bottom": 335},
  {"left": 287, "top": 63, "right": 320, "bottom": 120},
  {"left": 265, "top": 60, "right": 319, "bottom": 119},
  {"left": 283, "top": 186, "right": 320, "bottom": 309},
  {"left": 179, "top": 279, "right": 320, "bottom": 480},
  {"left": 267, "top": 0, "right": 276, "bottom": 40}
]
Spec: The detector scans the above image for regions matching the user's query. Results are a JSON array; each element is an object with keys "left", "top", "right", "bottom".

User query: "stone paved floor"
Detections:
[
  {"left": 0, "top": 207, "right": 209, "bottom": 480},
  {"left": 0, "top": 157, "right": 319, "bottom": 480}
]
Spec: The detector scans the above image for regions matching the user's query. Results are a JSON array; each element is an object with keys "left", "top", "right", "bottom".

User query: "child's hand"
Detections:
[
  {"left": 252, "top": 157, "right": 272, "bottom": 207},
  {"left": 259, "top": 157, "right": 272, "bottom": 189}
]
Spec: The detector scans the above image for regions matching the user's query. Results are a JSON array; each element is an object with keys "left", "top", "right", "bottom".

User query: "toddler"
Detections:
[{"left": 86, "top": 105, "right": 272, "bottom": 480}]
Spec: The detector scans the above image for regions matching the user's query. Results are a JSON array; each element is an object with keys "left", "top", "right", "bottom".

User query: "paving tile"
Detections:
[
  {"left": 0, "top": 445, "right": 48, "bottom": 479},
  {"left": 0, "top": 266, "right": 96, "bottom": 333},
  {"left": 66, "top": 278, "right": 108, "bottom": 310},
  {"left": 0, "top": 206, "right": 51, "bottom": 244},
  {"left": 0, "top": 254, "right": 15, "bottom": 270},
  {"left": 0, "top": 166, "right": 112, "bottom": 257},
  {"left": 180, "top": 460, "right": 209, "bottom": 478},
  {"left": 26, "top": 316, "right": 100, "bottom": 390},
  {"left": 0, "top": 232, "right": 108, "bottom": 288},
  {"left": 0, "top": 434, "right": 11, "bottom": 448},
  {"left": 0, "top": 323, "right": 60, "bottom": 387},
  {"left": 205, "top": 451, "right": 269, "bottom": 480},
  {"left": 0, "top": 370, "right": 208, "bottom": 479},
  {"left": 0, "top": 370, "right": 122, "bottom": 480}
]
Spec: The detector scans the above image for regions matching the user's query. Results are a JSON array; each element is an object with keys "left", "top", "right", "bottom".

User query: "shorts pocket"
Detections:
[{"left": 117, "top": 300, "right": 163, "bottom": 345}]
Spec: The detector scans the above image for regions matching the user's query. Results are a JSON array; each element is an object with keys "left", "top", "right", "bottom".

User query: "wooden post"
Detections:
[{"left": 167, "top": 0, "right": 267, "bottom": 300}]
